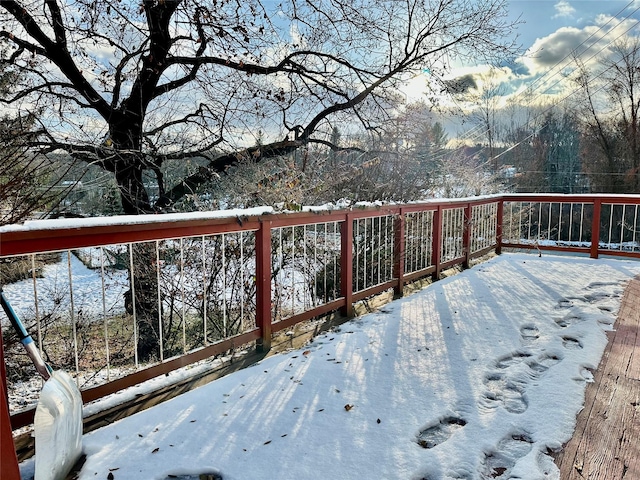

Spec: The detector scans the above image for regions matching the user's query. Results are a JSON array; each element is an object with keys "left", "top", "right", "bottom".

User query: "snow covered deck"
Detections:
[{"left": 17, "top": 253, "right": 640, "bottom": 480}]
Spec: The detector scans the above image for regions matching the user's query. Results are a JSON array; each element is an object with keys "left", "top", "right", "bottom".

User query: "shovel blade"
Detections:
[{"left": 34, "top": 370, "right": 83, "bottom": 480}]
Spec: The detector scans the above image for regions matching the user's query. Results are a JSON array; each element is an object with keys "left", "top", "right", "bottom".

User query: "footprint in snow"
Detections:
[
  {"left": 555, "top": 298, "right": 574, "bottom": 309},
  {"left": 553, "top": 313, "right": 583, "bottom": 328},
  {"left": 162, "top": 473, "right": 223, "bottom": 480},
  {"left": 520, "top": 324, "right": 540, "bottom": 343},
  {"left": 415, "top": 416, "right": 467, "bottom": 449},
  {"left": 562, "top": 336, "right": 583, "bottom": 350},
  {"left": 479, "top": 432, "right": 534, "bottom": 479},
  {"left": 587, "top": 281, "right": 619, "bottom": 290},
  {"left": 480, "top": 373, "right": 528, "bottom": 414},
  {"left": 585, "top": 291, "right": 618, "bottom": 303},
  {"left": 537, "top": 352, "right": 563, "bottom": 368},
  {"left": 495, "top": 351, "right": 533, "bottom": 370}
]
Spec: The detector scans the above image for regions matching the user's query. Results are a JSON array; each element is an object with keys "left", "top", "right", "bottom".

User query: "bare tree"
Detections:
[
  {"left": 572, "top": 38, "right": 640, "bottom": 193},
  {"left": 1, "top": 0, "right": 518, "bottom": 214},
  {"left": 0, "top": 75, "right": 72, "bottom": 225},
  {"left": 446, "top": 66, "right": 508, "bottom": 172}
]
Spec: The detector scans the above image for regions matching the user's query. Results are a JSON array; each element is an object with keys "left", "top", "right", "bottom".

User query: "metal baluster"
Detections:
[
  {"left": 608, "top": 205, "right": 614, "bottom": 249},
  {"left": 427, "top": 211, "right": 432, "bottom": 267},
  {"left": 413, "top": 214, "right": 419, "bottom": 272},
  {"left": 579, "top": 204, "right": 585, "bottom": 244},
  {"left": 180, "top": 238, "right": 186, "bottom": 353},
  {"left": 156, "top": 241, "right": 163, "bottom": 361},
  {"left": 376, "top": 218, "right": 381, "bottom": 283},
  {"left": 100, "top": 247, "right": 110, "bottom": 381},
  {"left": 510, "top": 202, "right": 515, "bottom": 243},
  {"left": 129, "top": 243, "right": 138, "bottom": 369},
  {"left": 202, "top": 236, "right": 207, "bottom": 345},
  {"left": 222, "top": 233, "right": 227, "bottom": 337},
  {"left": 632, "top": 205, "right": 639, "bottom": 252},
  {"left": 558, "top": 202, "right": 563, "bottom": 242},
  {"left": 568, "top": 204, "right": 574, "bottom": 243},
  {"left": 291, "top": 226, "right": 295, "bottom": 316},
  {"left": 312, "top": 225, "right": 318, "bottom": 306},
  {"left": 458, "top": 208, "right": 462, "bottom": 256},
  {"left": 369, "top": 218, "right": 375, "bottom": 286},
  {"left": 303, "top": 225, "right": 307, "bottom": 310},
  {"left": 536, "top": 203, "right": 541, "bottom": 242},
  {"left": 416, "top": 213, "right": 422, "bottom": 265},
  {"left": 633, "top": 206, "right": 639, "bottom": 252},
  {"left": 473, "top": 206, "right": 478, "bottom": 252},
  {"left": 67, "top": 251, "right": 79, "bottom": 380},
  {"left": 620, "top": 205, "right": 626, "bottom": 251},
  {"left": 524, "top": 203, "right": 529, "bottom": 242},
  {"left": 31, "top": 254, "right": 43, "bottom": 357},
  {"left": 323, "top": 223, "right": 328, "bottom": 302},
  {"left": 333, "top": 222, "right": 338, "bottom": 301},
  {"left": 404, "top": 214, "right": 410, "bottom": 275},
  {"left": 240, "top": 232, "right": 245, "bottom": 332},
  {"left": 447, "top": 209, "right": 452, "bottom": 260},
  {"left": 364, "top": 218, "right": 369, "bottom": 290},
  {"left": 546, "top": 203, "right": 552, "bottom": 241},
  {"left": 355, "top": 219, "right": 360, "bottom": 292}
]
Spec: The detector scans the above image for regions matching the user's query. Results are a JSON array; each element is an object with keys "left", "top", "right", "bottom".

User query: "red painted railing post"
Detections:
[
  {"left": 591, "top": 198, "right": 601, "bottom": 259},
  {"left": 256, "top": 221, "right": 272, "bottom": 352},
  {"left": 432, "top": 205, "right": 442, "bottom": 280},
  {"left": 340, "top": 214, "right": 354, "bottom": 318},
  {"left": 496, "top": 199, "right": 504, "bottom": 255},
  {"left": 0, "top": 325, "right": 21, "bottom": 480},
  {"left": 393, "top": 210, "right": 405, "bottom": 297},
  {"left": 463, "top": 203, "right": 472, "bottom": 269}
]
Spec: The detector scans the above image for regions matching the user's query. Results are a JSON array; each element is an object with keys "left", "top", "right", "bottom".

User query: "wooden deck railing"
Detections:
[{"left": 2, "top": 193, "right": 640, "bottom": 450}]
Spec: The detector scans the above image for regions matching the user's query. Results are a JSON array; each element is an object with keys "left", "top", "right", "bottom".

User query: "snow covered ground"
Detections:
[{"left": 19, "top": 252, "right": 640, "bottom": 480}]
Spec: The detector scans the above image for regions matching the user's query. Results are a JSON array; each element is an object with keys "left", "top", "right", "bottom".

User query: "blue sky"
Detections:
[
  {"left": 404, "top": 1, "right": 640, "bottom": 137},
  {"left": 508, "top": 0, "right": 639, "bottom": 48},
  {"left": 505, "top": 0, "right": 640, "bottom": 94}
]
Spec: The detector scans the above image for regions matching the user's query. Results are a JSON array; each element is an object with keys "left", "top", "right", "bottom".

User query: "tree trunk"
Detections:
[
  {"left": 114, "top": 149, "right": 163, "bottom": 362},
  {"left": 124, "top": 242, "right": 162, "bottom": 363}
]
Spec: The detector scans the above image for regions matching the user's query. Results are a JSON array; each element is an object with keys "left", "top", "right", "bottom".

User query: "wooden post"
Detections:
[
  {"left": 463, "top": 203, "right": 472, "bottom": 269},
  {"left": 590, "top": 198, "right": 601, "bottom": 259},
  {"left": 340, "top": 215, "right": 354, "bottom": 318},
  {"left": 496, "top": 200, "right": 504, "bottom": 255},
  {"left": 255, "top": 221, "right": 272, "bottom": 352},
  {"left": 393, "top": 210, "right": 405, "bottom": 297},
  {"left": 432, "top": 206, "right": 442, "bottom": 280},
  {"left": 0, "top": 325, "right": 21, "bottom": 480}
]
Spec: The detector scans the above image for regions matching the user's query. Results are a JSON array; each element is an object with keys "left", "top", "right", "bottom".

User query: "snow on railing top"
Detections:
[{"left": 0, "top": 206, "right": 276, "bottom": 234}]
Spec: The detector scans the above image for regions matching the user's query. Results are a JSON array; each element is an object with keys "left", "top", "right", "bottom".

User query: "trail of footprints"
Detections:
[{"left": 415, "top": 282, "right": 621, "bottom": 478}]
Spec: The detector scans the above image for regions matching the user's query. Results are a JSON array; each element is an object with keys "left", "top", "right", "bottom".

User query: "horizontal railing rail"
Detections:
[{"left": 2, "top": 193, "right": 640, "bottom": 441}]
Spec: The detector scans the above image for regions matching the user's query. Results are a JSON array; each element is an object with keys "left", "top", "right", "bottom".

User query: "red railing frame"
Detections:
[
  {"left": 591, "top": 198, "right": 602, "bottom": 259},
  {"left": 5, "top": 192, "right": 640, "bottom": 467},
  {"left": 1, "top": 325, "right": 20, "bottom": 480},
  {"left": 432, "top": 205, "right": 443, "bottom": 280},
  {"left": 393, "top": 209, "right": 405, "bottom": 297}
]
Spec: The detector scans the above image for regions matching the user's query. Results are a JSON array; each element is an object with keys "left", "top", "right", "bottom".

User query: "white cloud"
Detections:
[{"left": 553, "top": 1, "right": 576, "bottom": 19}]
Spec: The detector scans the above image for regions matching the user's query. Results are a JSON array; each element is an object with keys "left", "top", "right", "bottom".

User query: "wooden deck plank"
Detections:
[{"left": 554, "top": 276, "right": 640, "bottom": 479}]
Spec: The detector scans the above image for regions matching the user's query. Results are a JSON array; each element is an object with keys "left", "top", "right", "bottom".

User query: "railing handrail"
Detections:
[{"left": 0, "top": 197, "right": 501, "bottom": 257}]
